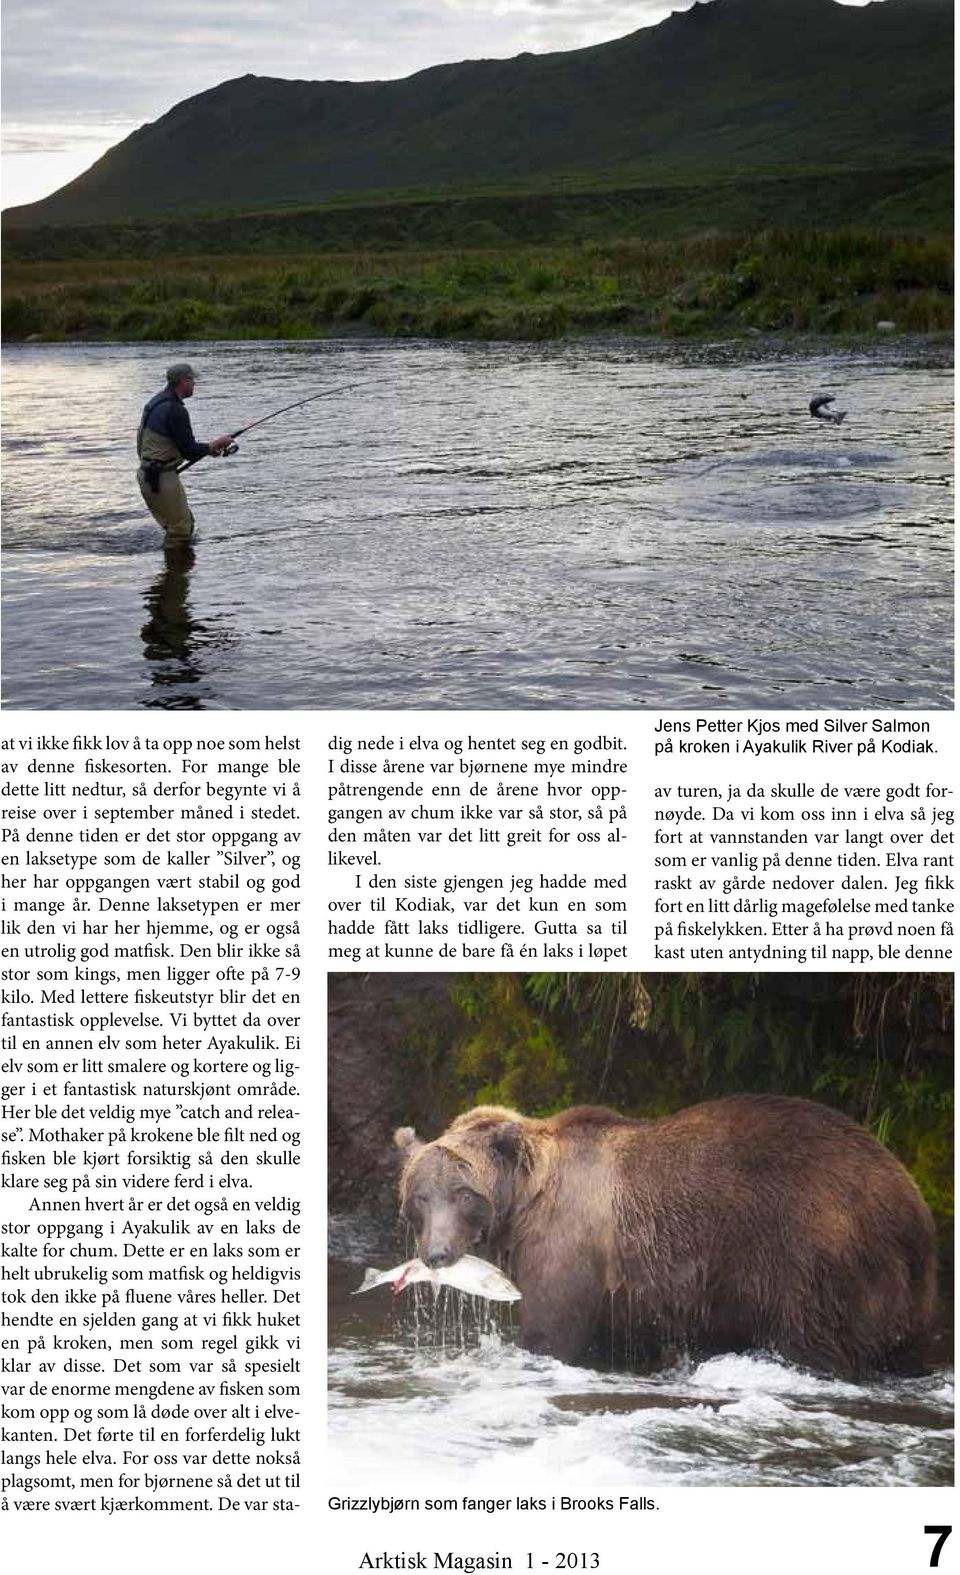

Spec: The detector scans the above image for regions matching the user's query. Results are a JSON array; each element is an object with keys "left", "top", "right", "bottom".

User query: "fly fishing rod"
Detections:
[{"left": 176, "top": 379, "right": 368, "bottom": 473}]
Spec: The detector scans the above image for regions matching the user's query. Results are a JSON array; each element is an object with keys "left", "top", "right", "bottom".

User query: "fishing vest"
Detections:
[{"left": 137, "top": 390, "right": 183, "bottom": 467}]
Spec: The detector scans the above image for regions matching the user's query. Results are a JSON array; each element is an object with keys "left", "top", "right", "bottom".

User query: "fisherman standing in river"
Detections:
[{"left": 136, "top": 363, "right": 233, "bottom": 545}]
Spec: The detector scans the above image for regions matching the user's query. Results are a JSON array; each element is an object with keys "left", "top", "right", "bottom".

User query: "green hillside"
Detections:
[
  {"left": 3, "top": 164, "right": 953, "bottom": 262},
  {"left": 3, "top": 0, "right": 952, "bottom": 230}
]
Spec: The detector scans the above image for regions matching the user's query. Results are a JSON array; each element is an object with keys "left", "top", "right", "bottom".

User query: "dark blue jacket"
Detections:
[{"left": 138, "top": 388, "right": 210, "bottom": 463}]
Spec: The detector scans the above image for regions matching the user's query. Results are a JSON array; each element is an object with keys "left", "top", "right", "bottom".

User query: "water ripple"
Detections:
[{"left": 2, "top": 339, "right": 952, "bottom": 709}]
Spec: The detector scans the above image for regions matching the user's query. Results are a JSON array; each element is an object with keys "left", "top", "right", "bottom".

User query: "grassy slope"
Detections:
[
  {"left": 3, "top": 4, "right": 950, "bottom": 343},
  {"left": 3, "top": 0, "right": 951, "bottom": 227},
  {"left": 4, "top": 163, "right": 953, "bottom": 262}
]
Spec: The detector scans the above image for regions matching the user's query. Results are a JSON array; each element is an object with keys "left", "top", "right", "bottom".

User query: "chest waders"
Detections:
[
  {"left": 137, "top": 396, "right": 196, "bottom": 543},
  {"left": 137, "top": 377, "right": 397, "bottom": 544}
]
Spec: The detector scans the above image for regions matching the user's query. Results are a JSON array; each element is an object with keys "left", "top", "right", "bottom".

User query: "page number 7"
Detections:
[{"left": 925, "top": 1528, "right": 952, "bottom": 1568}]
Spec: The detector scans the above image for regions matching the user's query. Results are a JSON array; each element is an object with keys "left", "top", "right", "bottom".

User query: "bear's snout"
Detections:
[{"left": 424, "top": 1245, "right": 456, "bottom": 1269}]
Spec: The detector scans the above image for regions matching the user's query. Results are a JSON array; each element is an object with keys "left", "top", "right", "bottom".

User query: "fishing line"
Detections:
[{"left": 177, "top": 375, "right": 401, "bottom": 474}]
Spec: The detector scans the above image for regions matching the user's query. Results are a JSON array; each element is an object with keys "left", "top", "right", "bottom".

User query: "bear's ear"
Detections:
[
  {"left": 394, "top": 1126, "right": 423, "bottom": 1157},
  {"left": 488, "top": 1121, "right": 525, "bottom": 1166}
]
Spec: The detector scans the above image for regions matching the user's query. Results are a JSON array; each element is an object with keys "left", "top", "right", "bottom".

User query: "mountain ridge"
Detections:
[{"left": 3, "top": 0, "right": 952, "bottom": 229}]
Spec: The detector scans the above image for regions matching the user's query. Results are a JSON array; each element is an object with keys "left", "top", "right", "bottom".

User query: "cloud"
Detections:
[
  {"left": 2, "top": 0, "right": 683, "bottom": 130},
  {"left": 2, "top": 0, "right": 876, "bottom": 203},
  {"left": 2, "top": 120, "right": 135, "bottom": 155}
]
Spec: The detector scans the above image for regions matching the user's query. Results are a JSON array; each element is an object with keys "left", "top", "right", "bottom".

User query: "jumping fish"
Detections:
[
  {"left": 809, "top": 393, "right": 847, "bottom": 424},
  {"left": 353, "top": 1255, "right": 522, "bottom": 1302}
]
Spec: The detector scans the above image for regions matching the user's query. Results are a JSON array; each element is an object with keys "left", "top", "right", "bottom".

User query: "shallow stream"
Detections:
[{"left": 2, "top": 338, "right": 952, "bottom": 709}]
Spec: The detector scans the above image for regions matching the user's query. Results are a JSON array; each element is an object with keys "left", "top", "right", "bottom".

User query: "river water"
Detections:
[
  {"left": 328, "top": 1225, "right": 954, "bottom": 1490},
  {"left": 1, "top": 338, "right": 952, "bottom": 711}
]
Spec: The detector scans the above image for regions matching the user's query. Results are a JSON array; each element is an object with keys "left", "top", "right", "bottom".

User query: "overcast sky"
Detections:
[{"left": 2, "top": 0, "right": 874, "bottom": 208}]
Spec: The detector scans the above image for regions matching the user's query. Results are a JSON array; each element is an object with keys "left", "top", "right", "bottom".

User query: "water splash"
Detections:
[
  {"left": 329, "top": 1257, "right": 954, "bottom": 1487},
  {"left": 400, "top": 1283, "right": 516, "bottom": 1354}
]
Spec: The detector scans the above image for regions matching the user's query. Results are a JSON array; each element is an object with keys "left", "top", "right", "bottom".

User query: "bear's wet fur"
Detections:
[{"left": 395, "top": 1095, "right": 938, "bottom": 1377}]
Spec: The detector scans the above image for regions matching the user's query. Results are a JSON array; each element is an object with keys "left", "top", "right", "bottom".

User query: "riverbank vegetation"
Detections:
[
  {"left": 337, "top": 972, "right": 953, "bottom": 1239},
  {"left": 3, "top": 229, "right": 952, "bottom": 343}
]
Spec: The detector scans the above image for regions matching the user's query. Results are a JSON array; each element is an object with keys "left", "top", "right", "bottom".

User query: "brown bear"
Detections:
[{"left": 394, "top": 1096, "right": 938, "bottom": 1377}]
